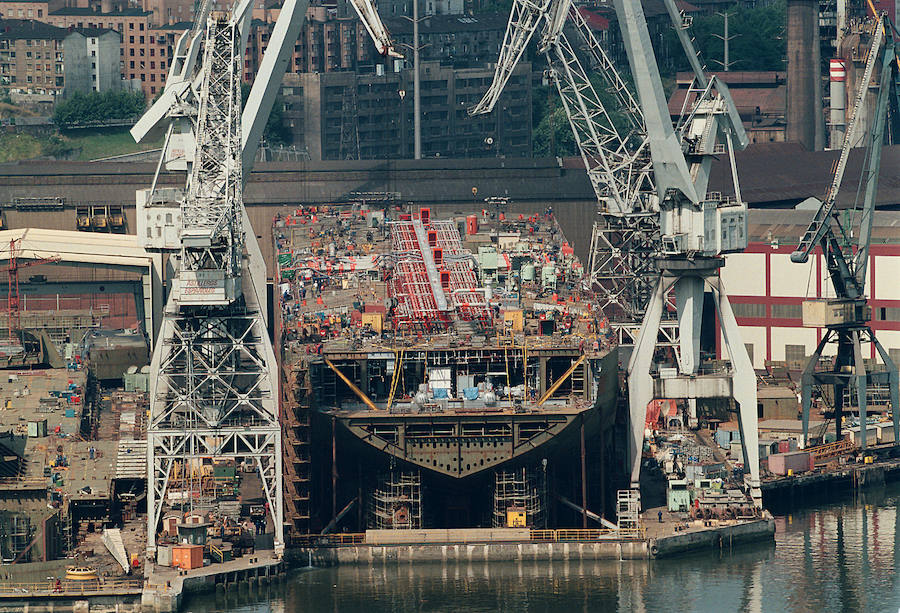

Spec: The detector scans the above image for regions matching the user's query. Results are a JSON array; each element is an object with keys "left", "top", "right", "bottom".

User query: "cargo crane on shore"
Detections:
[
  {"left": 471, "top": 0, "right": 729, "bottom": 349},
  {"left": 614, "top": 0, "right": 761, "bottom": 505},
  {"left": 469, "top": 0, "right": 661, "bottom": 333},
  {"left": 791, "top": 14, "right": 900, "bottom": 450},
  {"left": 132, "top": 0, "right": 399, "bottom": 556},
  {"left": 477, "top": 0, "right": 760, "bottom": 505}
]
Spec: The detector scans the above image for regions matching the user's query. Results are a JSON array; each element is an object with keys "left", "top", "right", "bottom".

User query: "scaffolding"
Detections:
[
  {"left": 389, "top": 217, "right": 491, "bottom": 332},
  {"left": 0, "top": 514, "right": 32, "bottom": 562},
  {"left": 368, "top": 471, "right": 422, "bottom": 530},
  {"left": 491, "top": 467, "right": 547, "bottom": 529},
  {"left": 616, "top": 489, "right": 640, "bottom": 530}
]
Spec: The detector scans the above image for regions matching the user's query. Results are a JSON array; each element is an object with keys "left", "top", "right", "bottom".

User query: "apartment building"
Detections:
[
  {"left": 284, "top": 60, "right": 532, "bottom": 160},
  {"left": 0, "top": 18, "right": 120, "bottom": 95}
]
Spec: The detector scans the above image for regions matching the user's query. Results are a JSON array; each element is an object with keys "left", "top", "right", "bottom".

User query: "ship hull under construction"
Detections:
[{"left": 276, "top": 204, "right": 628, "bottom": 538}]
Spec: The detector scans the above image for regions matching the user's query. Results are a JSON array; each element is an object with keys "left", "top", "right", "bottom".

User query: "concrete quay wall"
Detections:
[
  {"left": 650, "top": 517, "right": 776, "bottom": 558},
  {"left": 298, "top": 540, "right": 650, "bottom": 566}
]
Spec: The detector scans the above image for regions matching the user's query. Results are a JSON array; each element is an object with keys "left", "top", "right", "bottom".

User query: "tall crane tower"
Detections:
[
  {"left": 469, "top": 0, "right": 659, "bottom": 330},
  {"left": 134, "top": 0, "right": 399, "bottom": 556},
  {"left": 792, "top": 14, "right": 900, "bottom": 449},
  {"left": 614, "top": 0, "right": 760, "bottom": 505}
]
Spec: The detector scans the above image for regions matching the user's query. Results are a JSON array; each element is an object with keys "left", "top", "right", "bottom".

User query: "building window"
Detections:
[
  {"left": 150, "top": 73, "right": 154, "bottom": 81},
  {"left": 139, "top": 23, "right": 144, "bottom": 31},
  {"left": 150, "top": 86, "right": 156, "bottom": 93},
  {"left": 771, "top": 303, "right": 802, "bottom": 319},
  {"left": 37, "top": 9, "right": 42, "bottom": 17},
  {"left": 129, "top": 36, "right": 134, "bottom": 43},
  {"left": 139, "top": 36, "right": 144, "bottom": 44},
  {"left": 129, "top": 23, "right": 134, "bottom": 30},
  {"left": 130, "top": 61, "right": 134, "bottom": 68},
  {"left": 150, "top": 48, "right": 154, "bottom": 56},
  {"left": 731, "top": 302, "right": 766, "bottom": 318},
  {"left": 785, "top": 345, "right": 806, "bottom": 363},
  {"left": 878, "top": 307, "right": 900, "bottom": 321}
]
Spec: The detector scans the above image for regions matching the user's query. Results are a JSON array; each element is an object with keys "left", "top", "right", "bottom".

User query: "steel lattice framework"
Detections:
[
  {"left": 470, "top": 0, "right": 659, "bottom": 328},
  {"left": 179, "top": 13, "right": 244, "bottom": 291},
  {"left": 146, "top": 12, "right": 283, "bottom": 554},
  {"left": 389, "top": 219, "right": 491, "bottom": 331}
]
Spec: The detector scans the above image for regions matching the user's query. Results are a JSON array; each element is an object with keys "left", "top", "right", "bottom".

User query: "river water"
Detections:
[{"left": 184, "top": 484, "right": 900, "bottom": 613}]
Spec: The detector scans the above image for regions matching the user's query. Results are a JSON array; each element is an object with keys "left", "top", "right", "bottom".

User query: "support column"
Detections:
[
  {"left": 713, "top": 276, "right": 761, "bottom": 505},
  {"left": 580, "top": 416, "right": 587, "bottom": 529},
  {"left": 801, "top": 334, "right": 829, "bottom": 448},
  {"left": 674, "top": 275, "right": 703, "bottom": 375},
  {"left": 853, "top": 330, "right": 867, "bottom": 449},
  {"left": 626, "top": 274, "right": 668, "bottom": 489}
]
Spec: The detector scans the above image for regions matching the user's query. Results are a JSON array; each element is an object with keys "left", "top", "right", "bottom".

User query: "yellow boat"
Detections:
[{"left": 65, "top": 566, "right": 98, "bottom": 581}]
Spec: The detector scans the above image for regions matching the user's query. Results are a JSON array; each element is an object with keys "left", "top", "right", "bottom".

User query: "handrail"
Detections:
[
  {"left": 292, "top": 527, "right": 646, "bottom": 546},
  {"left": 0, "top": 579, "right": 143, "bottom": 596},
  {"left": 0, "top": 477, "right": 47, "bottom": 487}
]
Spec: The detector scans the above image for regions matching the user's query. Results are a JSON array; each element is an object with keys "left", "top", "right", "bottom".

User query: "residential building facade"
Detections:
[{"left": 0, "top": 19, "right": 120, "bottom": 95}]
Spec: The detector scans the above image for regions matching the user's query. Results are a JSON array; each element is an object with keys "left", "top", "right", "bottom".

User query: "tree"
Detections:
[
  {"left": 532, "top": 72, "right": 634, "bottom": 157},
  {"left": 53, "top": 90, "right": 146, "bottom": 127},
  {"left": 662, "top": 2, "right": 786, "bottom": 76},
  {"left": 240, "top": 82, "right": 291, "bottom": 146}
]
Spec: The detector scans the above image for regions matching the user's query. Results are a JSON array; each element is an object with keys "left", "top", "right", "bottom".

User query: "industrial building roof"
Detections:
[{"left": 0, "top": 228, "right": 151, "bottom": 269}]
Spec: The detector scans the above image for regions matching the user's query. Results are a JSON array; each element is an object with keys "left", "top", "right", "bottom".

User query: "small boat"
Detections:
[{"left": 65, "top": 566, "right": 98, "bottom": 581}]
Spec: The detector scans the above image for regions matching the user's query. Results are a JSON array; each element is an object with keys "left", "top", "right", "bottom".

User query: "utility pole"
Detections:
[
  {"left": 413, "top": 0, "right": 421, "bottom": 159},
  {"left": 713, "top": 10, "right": 738, "bottom": 71},
  {"left": 400, "top": 0, "right": 423, "bottom": 159}
]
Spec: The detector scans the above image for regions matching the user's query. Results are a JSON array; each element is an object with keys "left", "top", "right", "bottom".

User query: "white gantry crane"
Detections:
[
  {"left": 792, "top": 15, "right": 900, "bottom": 449},
  {"left": 615, "top": 0, "right": 761, "bottom": 506},
  {"left": 132, "top": 0, "right": 398, "bottom": 556},
  {"left": 470, "top": 0, "right": 659, "bottom": 328}
]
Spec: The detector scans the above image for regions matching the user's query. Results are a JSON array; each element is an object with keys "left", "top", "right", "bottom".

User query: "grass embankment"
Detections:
[
  {"left": 61, "top": 127, "right": 161, "bottom": 161},
  {"left": 0, "top": 127, "right": 162, "bottom": 163}
]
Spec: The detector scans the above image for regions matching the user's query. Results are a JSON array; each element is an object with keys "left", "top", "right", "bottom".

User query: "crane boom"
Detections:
[
  {"left": 794, "top": 14, "right": 900, "bottom": 452},
  {"left": 791, "top": 20, "right": 885, "bottom": 264},
  {"left": 348, "top": 0, "right": 402, "bottom": 58}
]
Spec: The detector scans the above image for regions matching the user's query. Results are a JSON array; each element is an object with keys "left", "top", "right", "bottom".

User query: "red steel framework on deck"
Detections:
[{"left": 389, "top": 214, "right": 491, "bottom": 331}]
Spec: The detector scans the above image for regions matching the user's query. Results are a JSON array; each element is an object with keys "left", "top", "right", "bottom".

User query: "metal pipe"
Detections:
[
  {"left": 325, "top": 358, "right": 378, "bottom": 410},
  {"left": 536, "top": 355, "right": 586, "bottom": 407}
]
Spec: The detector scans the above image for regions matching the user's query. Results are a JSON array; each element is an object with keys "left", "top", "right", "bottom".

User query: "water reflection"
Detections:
[{"left": 183, "top": 483, "right": 900, "bottom": 613}]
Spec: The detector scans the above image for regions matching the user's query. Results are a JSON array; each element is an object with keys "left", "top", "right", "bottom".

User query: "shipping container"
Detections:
[
  {"left": 157, "top": 544, "right": 172, "bottom": 567},
  {"left": 848, "top": 426, "right": 878, "bottom": 445},
  {"left": 172, "top": 544, "right": 203, "bottom": 570},
  {"left": 877, "top": 423, "right": 896, "bottom": 444},
  {"left": 768, "top": 451, "right": 812, "bottom": 476},
  {"left": 27, "top": 419, "right": 47, "bottom": 437}
]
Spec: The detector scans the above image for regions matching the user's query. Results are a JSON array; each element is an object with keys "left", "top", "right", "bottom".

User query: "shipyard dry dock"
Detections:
[{"left": 272, "top": 202, "right": 772, "bottom": 555}]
